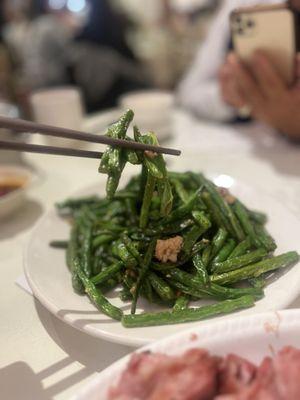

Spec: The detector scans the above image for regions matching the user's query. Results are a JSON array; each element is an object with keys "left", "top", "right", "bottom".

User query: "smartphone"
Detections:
[{"left": 230, "top": 4, "right": 296, "bottom": 85}]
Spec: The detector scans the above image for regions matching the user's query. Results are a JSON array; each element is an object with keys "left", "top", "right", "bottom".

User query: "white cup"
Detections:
[
  {"left": 118, "top": 90, "right": 174, "bottom": 141},
  {"left": 30, "top": 87, "right": 85, "bottom": 148}
]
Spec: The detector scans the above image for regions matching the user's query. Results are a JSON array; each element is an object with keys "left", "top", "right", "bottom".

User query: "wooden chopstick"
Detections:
[
  {"left": 0, "top": 116, "right": 181, "bottom": 156},
  {"left": 0, "top": 140, "right": 103, "bottom": 159}
]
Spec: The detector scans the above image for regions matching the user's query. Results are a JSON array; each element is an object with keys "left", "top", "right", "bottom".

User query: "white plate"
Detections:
[
  {"left": 74, "top": 309, "right": 300, "bottom": 400},
  {"left": 24, "top": 175, "right": 300, "bottom": 347}
]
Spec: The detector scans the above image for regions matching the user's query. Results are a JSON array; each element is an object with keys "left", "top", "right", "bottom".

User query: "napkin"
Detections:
[{"left": 16, "top": 274, "right": 33, "bottom": 295}]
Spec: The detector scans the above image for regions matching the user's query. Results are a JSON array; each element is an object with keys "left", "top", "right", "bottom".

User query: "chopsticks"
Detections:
[
  {"left": 0, "top": 116, "right": 181, "bottom": 156},
  {"left": 0, "top": 140, "right": 103, "bottom": 159}
]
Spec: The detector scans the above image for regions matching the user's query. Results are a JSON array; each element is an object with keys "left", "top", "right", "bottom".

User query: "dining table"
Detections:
[{"left": 1, "top": 108, "right": 300, "bottom": 400}]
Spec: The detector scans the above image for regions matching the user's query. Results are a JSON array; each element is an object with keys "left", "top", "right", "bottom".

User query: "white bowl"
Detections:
[
  {"left": 119, "top": 90, "right": 174, "bottom": 140},
  {"left": 74, "top": 309, "right": 300, "bottom": 400},
  {"left": 0, "top": 165, "right": 34, "bottom": 219}
]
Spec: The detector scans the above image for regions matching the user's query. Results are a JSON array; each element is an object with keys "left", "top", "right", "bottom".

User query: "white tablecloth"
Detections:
[{"left": 1, "top": 110, "right": 300, "bottom": 399}]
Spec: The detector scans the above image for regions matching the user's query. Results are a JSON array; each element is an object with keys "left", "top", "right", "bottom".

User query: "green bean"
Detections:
[
  {"left": 98, "top": 146, "right": 111, "bottom": 174},
  {"left": 167, "top": 279, "right": 205, "bottom": 299},
  {"left": 124, "top": 137, "right": 142, "bottom": 165},
  {"left": 133, "top": 125, "right": 142, "bottom": 141},
  {"left": 140, "top": 132, "right": 167, "bottom": 180},
  {"left": 249, "top": 210, "right": 268, "bottom": 225},
  {"left": 125, "top": 198, "right": 137, "bottom": 225},
  {"left": 147, "top": 218, "right": 194, "bottom": 237},
  {"left": 142, "top": 278, "right": 155, "bottom": 303},
  {"left": 122, "top": 235, "right": 142, "bottom": 263},
  {"left": 122, "top": 296, "right": 255, "bottom": 327},
  {"left": 76, "top": 263, "right": 123, "bottom": 321},
  {"left": 164, "top": 187, "right": 203, "bottom": 224},
  {"left": 228, "top": 237, "right": 252, "bottom": 259},
  {"left": 81, "top": 225, "right": 93, "bottom": 278},
  {"left": 106, "top": 170, "right": 124, "bottom": 200},
  {"left": 92, "top": 256, "right": 102, "bottom": 276},
  {"left": 149, "top": 272, "right": 176, "bottom": 301},
  {"left": 67, "top": 224, "right": 84, "bottom": 294},
  {"left": 131, "top": 239, "right": 156, "bottom": 314},
  {"left": 110, "top": 191, "right": 136, "bottom": 200},
  {"left": 210, "top": 228, "right": 228, "bottom": 259},
  {"left": 201, "top": 191, "right": 229, "bottom": 232},
  {"left": 140, "top": 172, "right": 156, "bottom": 229},
  {"left": 192, "top": 211, "right": 211, "bottom": 229},
  {"left": 167, "top": 274, "right": 262, "bottom": 301},
  {"left": 233, "top": 201, "right": 262, "bottom": 248},
  {"left": 202, "top": 245, "right": 212, "bottom": 268},
  {"left": 173, "top": 295, "right": 189, "bottom": 311},
  {"left": 255, "top": 224, "right": 277, "bottom": 252},
  {"left": 119, "top": 287, "right": 132, "bottom": 302},
  {"left": 192, "top": 240, "right": 209, "bottom": 255},
  {"left": 210, "top": 283, "right": 264, "bottom": 300},
  {"left": 213, "top": 248, "right": 268, "bottom": 274},
  {"left": 91, "top": 261, "right": 123, "bottom": 285},
  {"left": 111, "top": 241, "right": 137, "bottom": 268},
  {"left": 50, "top": 240, "right": 68, "bottom": 249},
  {"left": 71, "top": 273, "right": 84, "bottom": 294},
  {"left": 212, "top": 239, "right": 236, "bottom": 264},
  {"left": 249, "top": 276, "right": 267, "bottom": 289},
  {"left": 164, "top": 268, "right": 263, "bottom": 299},
  {"left": 171, "top": 178, "right": 189, "bottom": 203},
  {"left": 211, "top": 251, "right": 299, "bottom": 285},
  {"left": 92, "top": 234, "right": 115, "bottom": 248},
  {"left": 99, "top": 110, "right": 134, "bottom": 197},
  {"left": 159, "top": 179, "right": 173, "bottom": 216},
  {"left": 56, "top": 196, "right": 100, "bottom": 211},
  {"left": 182, "top": 222, "right": 210, "bottom": 255},
  {"left": 99, "top": 277, "right": 119, "bottom": 293},
  {"left": 193, "top": 253, "right": 209, "bottom": 285},
  {"left": 199, "top": 175, "right": 245, "bottom": 241}
]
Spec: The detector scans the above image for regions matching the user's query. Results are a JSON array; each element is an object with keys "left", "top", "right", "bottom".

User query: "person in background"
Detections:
[
  {"left": 1, "top": 0, "right": 146, "bottom": 112},
  {"left": 177, "top": 0, "right": 300, "bottom": 140},
  {"left": 76, "top": 0, "right": 135, "bottom": 60}
]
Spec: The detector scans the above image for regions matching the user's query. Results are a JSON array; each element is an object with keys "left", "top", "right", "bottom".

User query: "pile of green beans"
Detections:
[{"left": 52, "top": 110, "right": 299, "bottom": 328}]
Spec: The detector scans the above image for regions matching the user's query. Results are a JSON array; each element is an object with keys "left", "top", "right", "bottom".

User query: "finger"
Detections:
[
  {"left": 219, "top": 63, "right": 231, "bottom": 80},
  {"left": 251, "top": 51, "right": 286, "bottom": 98},
  {"left": 226, "top": 77, "right": 247, "bottom": 108},
  {"left": 230, "top": 58, "right": 264, "bottom": 109}
]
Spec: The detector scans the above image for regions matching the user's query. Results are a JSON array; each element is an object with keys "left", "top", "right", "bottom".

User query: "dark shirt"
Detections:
[{"left": 76, "top": 0, "right": 134, "bottom": 59}]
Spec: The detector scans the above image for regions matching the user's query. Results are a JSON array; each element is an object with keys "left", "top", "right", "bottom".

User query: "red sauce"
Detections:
[
  {"left": 0, "top": 184, "right": 21, "bottom": 197},
  {"left": 0, "top": 176, "right": 27, "bottom": 198}
]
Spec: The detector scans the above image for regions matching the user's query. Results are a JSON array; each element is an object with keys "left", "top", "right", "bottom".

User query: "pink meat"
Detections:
[
  {"left": 217, "top": 347, "right": 300, "bottom": 400},
  {"left": 108, "top": 346, "right": 300, "bottom": 400},
  {"left": 271, "top": 346, "right": 300, "bottom": 399},
  {"left": 109, "top": 349, "right": 220, "bottom": 400},
  {"left": 218, "top": 354, "right": 257, "bottom": 395}
]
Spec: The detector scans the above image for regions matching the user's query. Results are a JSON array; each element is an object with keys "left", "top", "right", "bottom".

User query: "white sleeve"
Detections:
[{"left": 176, "top": 0, "right": 283, "bottom": 121}]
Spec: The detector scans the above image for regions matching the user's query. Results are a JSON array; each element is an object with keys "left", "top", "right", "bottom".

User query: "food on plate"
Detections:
[
  {"left": 52, "top": 110, "right": 299, "bottom": 327},
  {"left": 109, "top": 346, "right": 300, "bottom": 399}
]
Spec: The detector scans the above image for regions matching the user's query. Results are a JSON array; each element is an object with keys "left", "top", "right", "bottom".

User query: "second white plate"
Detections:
[{"left": 24, "top": 174, "right": 300, "bottom": 347}]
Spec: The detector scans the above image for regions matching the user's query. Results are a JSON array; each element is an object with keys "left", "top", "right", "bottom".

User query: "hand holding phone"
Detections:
[{"left": 230, "top": 4, "right": 297, "bottom": 85}]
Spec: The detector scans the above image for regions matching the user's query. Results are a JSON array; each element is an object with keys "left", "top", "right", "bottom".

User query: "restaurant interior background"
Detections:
[
  {"left": 3, "top": 2, "right": 300, "bottom": 400},
  {"left": 0, "top": 0, "right": 218, "bottom": 118}
]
